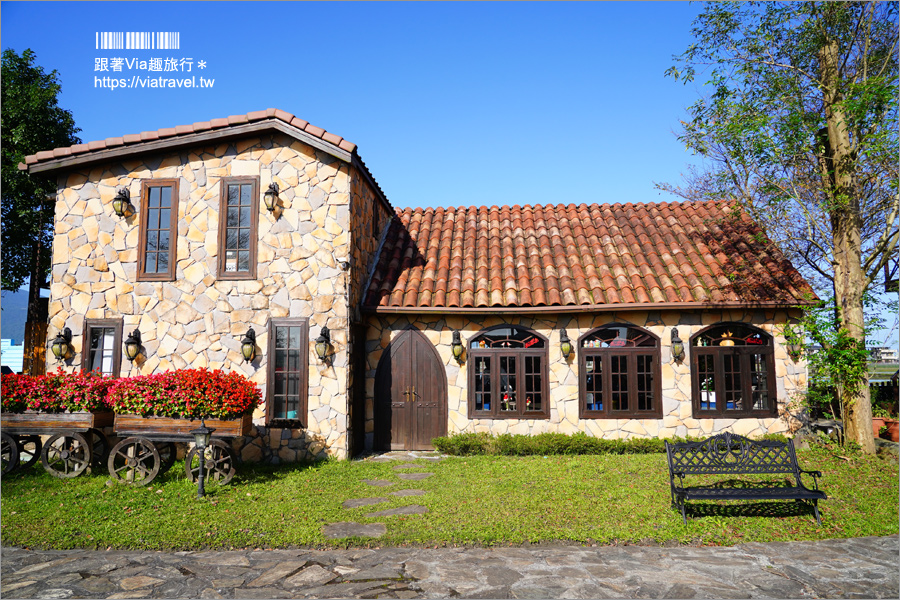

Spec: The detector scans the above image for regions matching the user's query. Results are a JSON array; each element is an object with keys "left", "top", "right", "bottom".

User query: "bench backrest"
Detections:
[{"left": 665, "top": 432, "right": 800, "bottom": 477}]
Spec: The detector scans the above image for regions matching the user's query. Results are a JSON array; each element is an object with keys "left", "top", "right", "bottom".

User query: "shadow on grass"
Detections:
[
  {"left": 230, "top": 459, "right": 330, "bottom": 485},
  {"left": 684, "top": 500, "right": 818, "bottom": 521}
]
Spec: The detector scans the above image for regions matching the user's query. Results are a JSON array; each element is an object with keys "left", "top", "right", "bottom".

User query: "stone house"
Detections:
[{"left": 22, "top": 108, "right": 815, "bottom": 460}]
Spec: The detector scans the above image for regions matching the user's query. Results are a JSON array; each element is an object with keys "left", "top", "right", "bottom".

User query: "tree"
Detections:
[
  {"left": 661, "top": 2, "right": 898, "bottom": 453},
  {"left": 2, "top": 49, "right": 80, "bottom": 372}
]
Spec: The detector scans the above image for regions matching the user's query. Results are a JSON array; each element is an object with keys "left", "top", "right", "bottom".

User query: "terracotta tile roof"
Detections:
[
  {"left": 20, "top": 108, "right": 358, "bottom": 168},
  {"left": 363, "top": 200, "right": 816, "bottom": 312}
]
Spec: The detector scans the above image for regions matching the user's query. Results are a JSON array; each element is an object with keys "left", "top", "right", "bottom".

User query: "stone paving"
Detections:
[{"left": 2, "top": 452, "right": 897, "bottom": 599}]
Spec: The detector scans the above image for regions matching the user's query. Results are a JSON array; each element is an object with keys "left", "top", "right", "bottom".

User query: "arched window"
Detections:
[
  {"left": 467, "top": 325, "right": 549, "bottom": 419},
  {"left": 579, "top": 324, "right": 662, "bottom": 419},
  {"left": 691, "top": 324, "right": 776, "bottom": 417}
]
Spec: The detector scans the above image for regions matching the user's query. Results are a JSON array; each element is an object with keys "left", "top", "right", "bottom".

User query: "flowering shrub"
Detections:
[
  {"left": 0, "top": 369, "right": 113, "bottom": 413},
  {"left": 106, "top": 369, "right": 260, "bottom": 419}
]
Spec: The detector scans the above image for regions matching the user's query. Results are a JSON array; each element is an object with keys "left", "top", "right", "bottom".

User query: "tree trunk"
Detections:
[{"left": 821, "top": 40, "right": 876, "bottom": 454}]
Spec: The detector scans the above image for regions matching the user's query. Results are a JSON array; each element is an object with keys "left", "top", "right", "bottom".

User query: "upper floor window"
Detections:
[
  {"left": 137, "top": 180, "right": 178, "bottom": 281},
  {"left": 266, "top": 318, "right": 309, "bottom": 426},
  {"left": 217, "top": 177, "right": 259, "bottom": 279},
  {"left": 691, "top": 324, "right": 776, "bottom": 417},
  {"left": 82, "top": 319, "right": 123, "bottom": 377},
  {"left": 579, "top": 324, "right": 661, "bottom": 419},
  {"left": 467, "top": 325, "right": 549, "bottom": 419}
]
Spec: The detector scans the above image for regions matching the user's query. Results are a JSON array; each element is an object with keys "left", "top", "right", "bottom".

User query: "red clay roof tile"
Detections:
[{"left": 364, "top": 201, "right": 816, "bottom": 311}]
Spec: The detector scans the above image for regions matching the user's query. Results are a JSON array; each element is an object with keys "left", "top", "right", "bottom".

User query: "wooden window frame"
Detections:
[
  {"left": 81, "top": 318, "right": 123, "bottom": 378},
  {"left": 266, "top": 317, "right": 309, "bottom": 427},
  {"left": 578, "top": 324, "right": 663, "bottom": 419},
  {"left": 136, "top": 179, "right": 179, "bottom": 282},
  {"left": 467, "top": 325, "right": 550, "bottom": 420},
  {"left": 217, "top": 176, "right": 259, "bottom": 280},
  {"left": 690, "top": 323, "right": 778, "bottom": 418}
]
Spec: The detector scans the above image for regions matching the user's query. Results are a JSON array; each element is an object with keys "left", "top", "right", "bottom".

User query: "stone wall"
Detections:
[
  {"left": 48, "top": 132, "right": 356, "bottom": 459},
  {"left": 364, "top": 309, "right": 807, "bottom": 447}
]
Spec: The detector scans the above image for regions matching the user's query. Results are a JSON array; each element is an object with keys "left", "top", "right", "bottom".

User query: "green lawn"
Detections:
[{"left": 1, "top": 442, "right": 896, "bottom": 550}]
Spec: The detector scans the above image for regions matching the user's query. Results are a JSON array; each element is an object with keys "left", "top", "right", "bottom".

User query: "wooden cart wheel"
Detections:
[
  {"left": 1, "top": 432, "right": 19, "bottom": 475},
  {"left": 41, "top": 432, "right": 91, "bottom": 478},
  {"left": 155, "top": 442, "right": 177, "bottom": 475},
  {"left": 107, "top": 437, "right": 160, "bottom": 486},
  {"left": 185, "top": 439, "right": 236, "bottom": 485},
  {"left": 88, "top": 428, "right": 109, "bottom": 470},
  {"left": 13, "top": 435, "right": 41, "bottom": 471}
]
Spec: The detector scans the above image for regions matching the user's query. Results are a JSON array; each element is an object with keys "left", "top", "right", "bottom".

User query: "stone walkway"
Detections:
[
  {"left": 323, "top": 450, "right": 439, "bottom": 541},
  {"left": 2, "top": 536, "right": 897, "bottom": 598}
]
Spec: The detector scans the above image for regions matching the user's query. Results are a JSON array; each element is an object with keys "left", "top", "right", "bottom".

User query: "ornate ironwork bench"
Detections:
[{"left": 665, "top": 432, "right": 826, "bottom": 525}]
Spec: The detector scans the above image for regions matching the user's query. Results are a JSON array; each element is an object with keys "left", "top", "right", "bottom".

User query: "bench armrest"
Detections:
[{"left": 798, "top": 468, "right": 822, "bottom": 491}]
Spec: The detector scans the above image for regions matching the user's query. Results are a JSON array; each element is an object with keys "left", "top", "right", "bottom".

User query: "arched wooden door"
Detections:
[{"left": 374, "top": 328, "right": 448, "bottom": 451}]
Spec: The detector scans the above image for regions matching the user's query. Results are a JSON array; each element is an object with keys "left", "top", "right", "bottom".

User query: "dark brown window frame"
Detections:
[
  {"left": 467, "top": 325, "right": 550, "bottom": 419},
  {"left": 578, "top": 324, "right": 663, "bottom": 419},
  {"left": 266, "top": 317, "right": 309, "bottom": 427},
  {"left": 217, "top": 176, "right": 260, "bottom": 280},
  {"left": 136, "top": 179, "right": 179, "bottom": 281},
  {"left": 690, "top": 323, "right": 778, "bottom": 418},
  {"left": 81, "top": 318, "right": 123, "bottom": 378}
]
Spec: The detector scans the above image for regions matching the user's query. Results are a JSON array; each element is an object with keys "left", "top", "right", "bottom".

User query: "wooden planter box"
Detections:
[
  {"left": 113, "top": 413, "right": 252, "bottom": 438},
  {"left": 0, "top": 411, "right": 114, "bottom": 434}
]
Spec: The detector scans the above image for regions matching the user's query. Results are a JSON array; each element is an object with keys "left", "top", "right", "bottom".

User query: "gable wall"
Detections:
[{"left": 48, "top": 132, "right": 354, "bottom": 458}]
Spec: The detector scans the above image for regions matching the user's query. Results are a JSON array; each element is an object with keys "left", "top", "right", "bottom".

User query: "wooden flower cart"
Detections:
[
  {"left": 0, "top": 411, "right": 113, "bottom": 478},
  {"left": 107, "top": 413, "right": 251, "bottom": 486}
]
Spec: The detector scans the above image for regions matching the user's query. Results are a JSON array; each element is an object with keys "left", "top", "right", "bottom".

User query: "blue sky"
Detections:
[{"left": 2, "top": 1, "right": 706, "bottom": 210}]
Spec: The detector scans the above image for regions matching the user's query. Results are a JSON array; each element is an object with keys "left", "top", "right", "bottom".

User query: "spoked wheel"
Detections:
[
  {"left": 185, "top": 439, "right": 236, "bottom": 486},
  {"left": 41, "top": 432, "right": 92, "bottom": 478},
  {"left": 155, "top": 442, "right": 177, "bottom": 475},
  {"left": 13, "top": 435, "right": 42, "bottom": 471},
  {"left": 107, "top": 437, "right": 160, "bottom": 486},
  {"left": 1, "top": 432, "right": 19, "bottom": 475},
  {"left": 88, "top": 428, "right": 109, "bottom": 471}
]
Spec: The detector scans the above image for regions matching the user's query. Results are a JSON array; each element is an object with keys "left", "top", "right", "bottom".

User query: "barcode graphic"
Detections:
[{"left": 96, "top": 32, "right": 180, "bottom": 50}]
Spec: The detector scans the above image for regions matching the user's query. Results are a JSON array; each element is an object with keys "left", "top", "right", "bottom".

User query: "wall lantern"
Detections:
[
  {"left": 240, "top": 328, "right": 257, "bottom": 363},
  {"left": 112, "top": 188, "right": 131, "bottom": 217},
  {"left": 671, "top": 328, "right": 685, "bottom": 362},
  {"left": 189, "top": 419, "right": 215, "bottom": 499},
  {"left": 263, "top": 183, "right": 279, "bottom": 212},
  {"left": 451, "top": 330, "right": 464, "bottom": 364},
  {"left": 124, "top": 329, "right": 142, "bottom": 362},
  {"left": 50, "top": 327, "right": 72, "bottom": 361},
  {"left": 560, "top": 329, "right": 573, "bottom": 360},
  {"left": 315, "top": 326, "right": 332, "bottom": 363},
  {"left": 787, "top": 340, "right": 803, "bottom": 361}
]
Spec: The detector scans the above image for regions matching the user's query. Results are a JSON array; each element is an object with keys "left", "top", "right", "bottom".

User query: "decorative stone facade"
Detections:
[
  {"left": 363, "top": 308, "right": 807, "bottom": 447},
  {"left": 46, "top": 132, "right": 386, "bottom": 460}
]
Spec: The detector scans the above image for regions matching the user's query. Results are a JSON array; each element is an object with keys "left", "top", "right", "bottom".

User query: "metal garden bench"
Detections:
[{"left": 665, "top": 432, "right": 826, "bottom": 525}]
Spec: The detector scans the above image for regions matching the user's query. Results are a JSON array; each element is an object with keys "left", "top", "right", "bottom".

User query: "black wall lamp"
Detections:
[
  {"left": 315, "top": 326, "right": 332, "bottom": 363},
  {"left": 50, "top": 327, "right": 72, "bottom": 361},
  {"left": 124, "top": 329, "right": 142, "bottom": 362},
  {"left": 787, "top": 339, "right": 803, "bottom": 361},
  {"left": 112, "top": 188, "right": 131, "bottom": 217},
  {"left": 241, "top": 328, "right": 257, "bottom": 363},
  {"left": 671, "top": 328, "right": 685, "bottom": 362},
  {"left": 451, "top": 330, "right": 464, "bottom": 364},
  {"left": 560, "top": 329, "right": 573, "bottom": 360},
  {"left": 263, "top": 183, "right": 279, "bottom": 212}
]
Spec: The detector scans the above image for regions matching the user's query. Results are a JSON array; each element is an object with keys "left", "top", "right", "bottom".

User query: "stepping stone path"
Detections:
[{"left": 325, "top": 450, "right": 443, "bottom": 540}]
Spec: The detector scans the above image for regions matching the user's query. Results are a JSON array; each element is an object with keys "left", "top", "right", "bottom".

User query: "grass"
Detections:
[{"left": 1, "top": 439, "right": 896, "bottom": 550}]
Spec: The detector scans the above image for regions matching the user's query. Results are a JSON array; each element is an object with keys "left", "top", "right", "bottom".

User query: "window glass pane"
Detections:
[
  {"left": 228, "top": 185, "right": 239, "bottom": 206},
  {"left": 145, "top": 252, "right": 157, "bottom": 274},
  {"left": 611, "top": 355, "right": 628, "bottom": 411},
  {"left": 637, "top": 355, "right": 654, "bottom": 411},
  {"left": 238, "top": 251, "right": 250, "bottom": 272},
  {"left": 693, "top": 324, "right": 770, "bottom": 347},
  {"left": 698, "top": 354, "right": 716, "bottom": 410},
  {"left": 159, "top": 208, "right": 170, "bottom": 228},
  {"left": 239, "top": 207, "right": 251, "bottom": 227},
  {"left": 751, "top": 353, "right": 769, "bottom": 410},
  {"left": 147, "top": 230, "right": 158, "bottom": 251},
  {"left": 723, "top": 354, "right": 743, "bottom": 410},
  {"left": 499, "top": 355, "right": 517, "bottom": 411},
  {"left": 101, "top": 350, "right": 114, "bottom": 375},
  {"left": 224, "top": 251, "right": 237, "bottom": 273},
  {"left": 273, "top": 396, "right": 284, "bottom": 420},
  {"left": 160, "top": 186, "right": 171, "bottom": 208},
  {"left": 156, "top": 251, "right": 168, "bottom": 272},
  {"left": 148, "top": 207, "right": 159, "bottom": 230},
  {"left": 148, "top": 186, "right": 160, "bottom": 207},
  {"left": 584, "top": 354, "right": 603, "bottom": 411},
  {"left": 474, "top": 327, "right": 544, "bottom": 349},
  {"left": 241, "top": 184, "right": 252, "bottom": 205},
  {"left": 158, "top": 231, "right": 169, "bottom": 251},
  {"left": 226, "top": 229, "right": 238, "bottom": 250},
  {"left": 525, "top": 355, "right": 542, "bottom": 411},
  {"left": 238, "top": 229, "right": 250, "bottom": 250},
  {"left": 288, "top": 326, "right": 301, "bottom": 348},
  {"left": 474, "top": 356, "right": 491, "bottom": 411},
  {"left": 273, "top": 324, "right": 304, "bottom": 421},
  {"left": 275, "top": 327, "right": 288, "bottom": 349},
  {"left": 584, "top": 325, "right": 657, "bottom": 348}
]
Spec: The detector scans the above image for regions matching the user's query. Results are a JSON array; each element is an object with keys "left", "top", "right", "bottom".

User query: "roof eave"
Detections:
[{"left": 361, "top": 299, "right": 819, "bottom": 315}]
